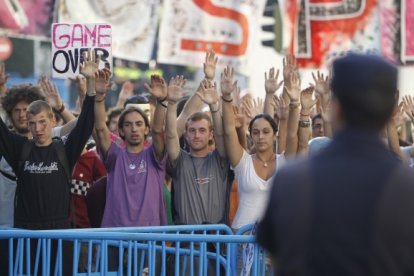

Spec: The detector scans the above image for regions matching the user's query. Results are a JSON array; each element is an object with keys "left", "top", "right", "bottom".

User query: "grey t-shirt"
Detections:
[{"left": 170, "top": 150, "right": 230, "bottom": 225}]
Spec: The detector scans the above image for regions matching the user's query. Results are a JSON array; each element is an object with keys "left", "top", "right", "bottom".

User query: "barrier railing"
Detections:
[{"left": 0, "top": 224, "right": 274, "bottom": 276}]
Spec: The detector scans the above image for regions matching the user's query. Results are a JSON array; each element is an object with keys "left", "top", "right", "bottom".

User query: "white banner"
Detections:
[
  {"left": 157, "top": 0, "right": 266, "bottom": 74},
  {"left": 51, "top": 23, "right": 112, "bottom": 79},
  {"left": 58, "top": 0, "right": 159, "bottom": 63}
]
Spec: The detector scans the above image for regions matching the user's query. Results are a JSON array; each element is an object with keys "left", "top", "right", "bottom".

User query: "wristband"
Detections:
[
  {"left": 54, "top": 103, "right": 65, "bottom": 114},
  {"left": 289, "top": 101, "right": 300, "bottom": 109},
  {"left": 159, "top": 101, "right": 168, "bottom": 108},
  {"left": 299, "top": 120, "right": 311, "bottom": 128},
  {"left": 222, "top": 96, "right": 233, "bottom": 103},
  {"left": 158, "top": 96, "right": 167, "bottom": 103}
]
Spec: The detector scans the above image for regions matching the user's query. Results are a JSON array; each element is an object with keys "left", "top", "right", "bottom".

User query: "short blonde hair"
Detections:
[{"left": 27, "top": 100, "right": 54, "bottom": 119}]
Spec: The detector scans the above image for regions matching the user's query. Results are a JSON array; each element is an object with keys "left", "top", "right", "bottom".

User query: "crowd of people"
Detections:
[{"left": 0, "top": 49, "right": 414, "bottom": 274}]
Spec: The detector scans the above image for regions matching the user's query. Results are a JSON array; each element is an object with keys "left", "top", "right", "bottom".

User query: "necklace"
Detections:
[
  {"left": 126, "top": 151, "right": 140, "bottom": 170},
  {"left": 254, "top": 154, "right": 275, "bottom": 167}
]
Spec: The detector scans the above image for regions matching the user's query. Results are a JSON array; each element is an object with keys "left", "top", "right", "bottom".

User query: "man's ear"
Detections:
[{"left": 118, "top": 127, "right": 125, "bottom": 138}]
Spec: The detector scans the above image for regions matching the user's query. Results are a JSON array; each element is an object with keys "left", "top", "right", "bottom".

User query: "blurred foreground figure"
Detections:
[{"left": 257, "top": 53, "right": 414, "bottom": 276}]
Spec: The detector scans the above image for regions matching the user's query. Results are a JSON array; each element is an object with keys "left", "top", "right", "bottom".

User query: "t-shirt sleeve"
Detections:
[
  {"left": 101, "top": 142, "right": 120, "bottom": 172},
  {"left": 149, "top": 145, "right": 167, "bottom": 170},
  {"left": 51, "top": 126, "right": 62, "bottom": 137},
  {"left": 231, "top": 150, "right": 249, "bottom": 173},
  {"left": 167, "top": 149, "right": 184, "bottom": 176}
]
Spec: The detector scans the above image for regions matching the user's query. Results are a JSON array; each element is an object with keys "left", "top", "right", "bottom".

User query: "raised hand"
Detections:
[
  {"left": 285, "top": 72, "right": 301, "bottom": 102},
  {"left": 253, "top": 97, "right": 264, "bottom": 115},
  {"left": 265, "top": 67, "right": 283, "bottom": 95},
  {"left": 242, "top": 96, "right": 263, "bottom": 119},
  {"left": 167, "top": 75, "right": 186, "bottom": 104},
  {"left": 197, "top": 79, "right": 219, "bottom": 105},
  {"left": 75, "top": 76, "right": 87, "bottom": 98},
  {"left": 38, "top": 76, "right": 63, "bottom": 110},
  {"left": 80, "top": 49, "right": 99, "bottom": 79},
  {"left": 392, "top": 101, "right": 405, "bottom": 127},
  {"left": 283, "top": 54, "right": 297, "bottom": 89},
  {"left": 220, "top": 66, "right": 237, "bottom": 99},
  {"left": 233, "top": 105, "right": 246, "bottom": 129},
  {"left": 203, "top": 50, "right": 218, "bottom": 80},
  {"left": 300, "top": 86, "right": 317, "bottom": 114},
  {"left": 118, "top": 81, "right": 134, "bottom": 103},
  {"left": 273, "top": 95, "right": 288, "bottom": 121},
  {"left": 320, "top": 99, "right": 332, "bottom": 123},
  {"left": 95, "top": 68, "right": 112, "bottom": 96},
  {"left": 310, "top": 71, "right": 330, "bottom": 107},
  {"left": 402, "top": 95, "right": 414, "bottom": 122},
  {"left": 144, "top": 74, "right": 167, "bottom": 100}
]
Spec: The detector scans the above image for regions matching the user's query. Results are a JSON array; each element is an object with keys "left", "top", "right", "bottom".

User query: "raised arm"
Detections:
[
  {"left": 273, "top": 95, "right": 288, "bottom": 154},
  {"left": 64, "top": 50, "right": 98, "bottom": 169},
  {"left": 165, "top": 76, "right": 186, "bottom": 162},
  {"left": 264, "top": 67, "right": 283, "bottom": 116},
  {"left": 310, "top": 71, "right": 330, "bottom": 113},
  {"left": 74, "top": 76, "right": 87, "bottom": 114},
  {"left": 0, "top": 62, "right": 8, "bottom": 97},
  {"left": 388, "top": 102, "right": 405, "bottom": 161},
  {"left": 197, "top": 79, "right": 226, "bottom": 158},
  {"left": 285, "top": 72, "right": 301, "bottom": 157},
  {"left": 403, "top": 95, "right": 414, "bottom": 125},
  {"left": 221, "top": 66, "right": 243, "bottom": 167},
  {"left": 93, "top": 68, "right": 112, "bottom": 157},
  {"left": 116, "top": 81, "right": 134, "bottom": 108},
  {"left": 144, "top": 75, "right": 168, "bottom": 160},
  {"left": 298, "top": 87, "right": 316, "bottom": 155},
  {"left": 320, "top": 100, "right": 333, "bottom": 137},
  {"left": 234, "top": 105, "right": 248, "bottom": 150},
  {"left": 282, "top": 54, "right": 297, "bottom": 107}
]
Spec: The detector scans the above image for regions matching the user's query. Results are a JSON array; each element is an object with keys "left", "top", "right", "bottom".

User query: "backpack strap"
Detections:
[
  {"left": 51, "top": 139, "right": 71, "bottom": 182},
  {"left": 18, "top": 140, "right": 34, "bottom": 178}
]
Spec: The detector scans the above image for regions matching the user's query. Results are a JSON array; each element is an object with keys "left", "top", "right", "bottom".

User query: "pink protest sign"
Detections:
[{"left": 51, "top": 23, "right": 112, "bottom": 79}]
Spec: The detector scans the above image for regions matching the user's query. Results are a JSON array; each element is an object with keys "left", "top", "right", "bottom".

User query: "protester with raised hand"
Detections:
[
  {"left": 271, "top": 95, "right": 287, "bottom": 154},
  {"left": 222, "top": 65, "right": 285, "bottom": 231},
  {"left": 297, "top": 86, "right": 317, "bottom": 155},
  {"left": 264, "top": 67, "right": 283, "bottom": 117},
  {"left": 284, "top": 71, "right": 301, "bottom": 156},
  {"left": 175, "top": 50, "right": 218, "bottom": 138},
  {"left": 95, "top": 72, "right": 167, "bottom": 225},
  {"left": 166, "top": 76, "right": 230, "bottom": 225}
]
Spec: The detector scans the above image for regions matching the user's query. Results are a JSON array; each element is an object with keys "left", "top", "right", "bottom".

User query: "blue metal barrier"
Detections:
[{"left": 0, "top": 224, "right": 273, "bottom": 276}]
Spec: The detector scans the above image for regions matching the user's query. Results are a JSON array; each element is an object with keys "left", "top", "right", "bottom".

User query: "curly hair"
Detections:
[{"left": 1, "top": 84, "right": 46, "bottom": 116}]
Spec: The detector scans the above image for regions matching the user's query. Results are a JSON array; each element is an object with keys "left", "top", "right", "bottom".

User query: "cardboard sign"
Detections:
[{"left": 51, "top": 23, "right": 112, "bottom": 79}]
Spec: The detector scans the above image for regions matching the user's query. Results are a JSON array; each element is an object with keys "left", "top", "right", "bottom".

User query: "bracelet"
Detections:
[
  {"left": 159, "top": 101, "right": 168, "bottom": 108},
  {"left": 299, "top": 120, "right": 311, "bottom": 128},
  {"left": 289, "top": 101, "right": 300, "bottom": 109},
  {"left": 222, "top": 96, "right": 233, "bottom": 103},
  {"left": 158, "top": 96, "right": 167, "bottom": 103},
  {"left": 300, "top": 112, "right": 310, "bottom": 116},
  {"left": 211, "top": 108, "right": 219, "bottom": 113},
  {"left": 95, "top": 98, "right": 105, "bottom": 103},
  {"left": 54, "top": 103, "right": 65, "bottom": 114}
]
